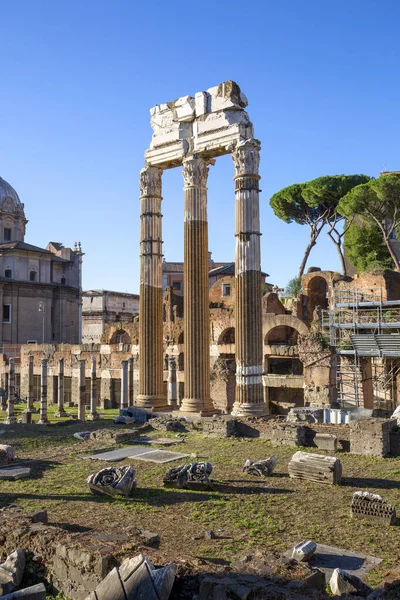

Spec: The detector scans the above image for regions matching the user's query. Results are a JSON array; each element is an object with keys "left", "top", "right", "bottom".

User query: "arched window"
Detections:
[
  {"left": 4, "top": 268, "right": 12, "bottom": 279},
  {"left": 30, "top": 270, "right": 37, "bottom": 282},
  {"left": 61, "top": 276, "right": 66, "bottom": 285}
]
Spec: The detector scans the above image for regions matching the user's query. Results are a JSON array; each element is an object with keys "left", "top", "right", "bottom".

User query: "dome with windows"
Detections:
[
  {"left": 0, "top": 176, "right": 27, "bottom": 242},
  {"left": 0, "top": 177, "right": 23, "bottom": 212}
]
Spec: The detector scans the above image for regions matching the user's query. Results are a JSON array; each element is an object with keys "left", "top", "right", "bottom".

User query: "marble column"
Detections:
[
  {"left": 78, "top": 359, "right": 86, "bottom": 421},
  {"left": 55, "top": 358, "right": 68, "bottom": 417},
  {"left": 27, "top": 355, "right": 34, "bottom": 411},
  {"left": 137, "top": 166, "right": 167, "bottom": 410},
  {"left": 180, "top": 156, "right": 214, "bottom": 415},
  {"left": 167, "top": 356, "right": 178, "bottom": 409},
  {"left": 121, "top": 360, "right": 128, "bottom": 409},
  {"left": 88, "top": 356, "right": 100, "bottom": 420},
  {"left": 231, "top": 140, "right": 268, "bottom": 416},
  {"left": 128, "top": 357, "right": 134, "bottom": 406},
  {"left": 4, "top": 358, "right": 16, "bottom": 424},
  {"left": 38, "top": 359, "right": 49, "bottom": 424}
]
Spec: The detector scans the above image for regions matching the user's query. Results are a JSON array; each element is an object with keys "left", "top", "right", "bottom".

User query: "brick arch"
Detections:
[
  {"left": 263, "top": 315, "right": 309, "bottom": 345},
  {"left": 218, "top": 327, "right": 235, "bottom": 344}
]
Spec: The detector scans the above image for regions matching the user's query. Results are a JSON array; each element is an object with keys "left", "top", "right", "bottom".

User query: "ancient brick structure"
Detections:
[{"left": 349, "top": 418, "right": 394, "bottom": 457}]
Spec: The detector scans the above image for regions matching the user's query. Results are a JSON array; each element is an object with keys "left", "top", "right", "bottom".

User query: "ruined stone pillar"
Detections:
[
  {"left": 167, "top": 356, "right": 178, "bottom": 409},
  {"left": 38, "top": 359, "right": 49, "bottom": 424},
  {"left": 78, "top": 359, "right": 86, "bottom": 421},
  {"left": 137, "top": 166, "right": 167, "bottom": 410},
  {"left": 5, "top": 358, "right": 16, "bottom": 424},
  {"left": 55, "top": 358, "right": 68, "bottom": 417},
  {"left": 121, "top": 360, "right": 128, "bottom": 409},
  {"left": 128, "top": 357, "right": 134, "bottom": 406},
  {"left": 88, "top": 356, "right": 100, "bottom": 420},
  {"left": 27, "top": 355, "right": 34, "bottom": 411},
  {"left": 180, "top": 157, "right": 214, "bottom": 415},
  {"left": 231, "top": 140, "right": 267, "bottom": 416}
]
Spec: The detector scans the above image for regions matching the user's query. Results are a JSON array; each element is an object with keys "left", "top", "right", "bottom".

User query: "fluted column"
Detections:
[
  {"left": 121, "top": 360, "right": 128, "bottom": 409},
  {"left": 88, "top": 356, "right": 100, "bottom": 420},
  {"left": 5, "top": 358, "right": 16, "bottom": 424},
  {"left": 231, "top": 140, "right": 268, "bottom": 416},
  {"left": 38, "top": 359, "right": 49, "bottom": 424},
  {"left": 55, "top": 358, "right": 68, "bottom": 417},
  {"left": 181, "top": 157, "right": 214, "bottom": 415},
  {"left": 78, "top": 359, "right": 86, "bottom": 421},
  {"left": 137, "top": 166, "right": 167, "bottom": 410}
]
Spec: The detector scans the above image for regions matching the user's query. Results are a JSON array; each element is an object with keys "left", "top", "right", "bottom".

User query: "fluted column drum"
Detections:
[
  {"left": 231, "top": 140, "right": 268, "bottom": 416},
  {"left": 180, "top": 157, "right": 214, "bottom": 415},
  {"left": 137, "top": 166, "right": 167, "bottom": 410}
]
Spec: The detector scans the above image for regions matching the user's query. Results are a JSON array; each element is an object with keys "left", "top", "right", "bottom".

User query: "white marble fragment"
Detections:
[{"left": 291, "top": 540, "right": 317, "bottom": 562}]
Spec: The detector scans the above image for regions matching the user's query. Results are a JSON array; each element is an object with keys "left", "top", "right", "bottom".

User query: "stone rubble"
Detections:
[
  {"left": 242, "top": 457, "right": 277, "bottom": 477},
  {"left": 291, "top": 540, "right": 317, "bottom": 562},
  {"left": 329, "top": 567, "right": 372, "bottom": 597},
  {"left": 0, "top": 549, "right": 26, "bottom": 596},
  {"left": 85, "top": 554, "right": 176, "bottom": 600},
  {"left": 87, "top": 465, "right": 137, "bottom": 497},
  {"left": 288, "top": 451, "right": 342, "bottom": 485},
  {"left": 0, "top": 444, "right": 14, "bottom": 466},
  {"left": 0, "top": 582, "right": 46, "bottom": 600}
]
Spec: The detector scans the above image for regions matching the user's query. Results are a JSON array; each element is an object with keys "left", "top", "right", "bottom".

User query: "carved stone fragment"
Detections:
[
  {"left": 291, "top": 540, "right": 317, "bottom": 562},
  {"left": 243, "top": 457, "right": 277, "bottom": 477},
  {"left": 330, "top": 568, "right": 371, "bottom": 597},
  {"left": 85, "top": 553, "right": 176, "bottom": 600},
  {"left": 351, "top": 491, "right": 396, "bottom": 525},
  {"left": 288, "top": 451, "right": 342, "bottom": 485},
  {"left": 163, "top": 461, "right": 213, "bottom": 490},
  {"left": 0, "top": 444, "right": 14, "bottom": 466},
  {"left": 87, "top": 465, "right": 136, "bottom": 498},
  {"left": 0, "top": 549, "right": 26, "bottom": 596}
]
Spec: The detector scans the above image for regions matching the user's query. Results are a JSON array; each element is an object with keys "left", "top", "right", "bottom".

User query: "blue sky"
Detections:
[{"left": 1, "top": 0, "right": 399, "bottom": 292}]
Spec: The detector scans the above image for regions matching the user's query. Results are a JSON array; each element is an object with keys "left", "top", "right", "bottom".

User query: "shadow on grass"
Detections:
[
  {"left": 214, "top": 482, "right": 293, "bottom": 495},
  {"left": 342, "top": 476, "right": 400, "bottom": 490}
]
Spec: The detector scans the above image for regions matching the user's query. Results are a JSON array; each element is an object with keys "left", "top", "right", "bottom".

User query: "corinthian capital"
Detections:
[
  {"left": 140, "top": 165, "right": 163, "bottom": 197},
  {"left": 231, "top": 139, "right": 261, "bottom": 177},
  {"left": 182, "top": 157, "right": 212, "bottom": 188}
]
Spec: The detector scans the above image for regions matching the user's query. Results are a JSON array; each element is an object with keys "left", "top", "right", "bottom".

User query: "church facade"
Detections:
[{"left": 0, "top": 177, "right": 83, "bottom": 345}]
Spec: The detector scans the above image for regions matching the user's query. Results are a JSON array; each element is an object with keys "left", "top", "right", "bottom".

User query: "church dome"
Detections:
[{"left": 0, "top": 177, "right": 23, "bottom": 211}]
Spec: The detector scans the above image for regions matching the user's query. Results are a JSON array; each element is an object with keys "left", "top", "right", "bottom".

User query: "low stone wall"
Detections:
[{"left": 349, "top": 418, "right": 394, "bottom": 458}]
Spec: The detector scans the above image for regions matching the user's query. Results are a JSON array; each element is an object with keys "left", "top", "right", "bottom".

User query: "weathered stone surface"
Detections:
[
  {"left": 314, "top": 433, "right": 337, "bottom": 452},
  {"left": 74, "top": 431, "right": 91, "bottom": 441},
  {"left": 292, "top": 540, "right": 317, "bottom": 562},
  {"left": 85, "top": 554, "right": 176, "bottom": 600},
  {"left": 350, "top": 418, "right": 393, "bottom": 458},
  {"left": 163, "top": 462, "right": 213, "bottom": 490},
  {"left": 243, "top": 457, "right": 277, "bottom": 477},
  {"left": 0, "top": 583, "right": 46, "bottom": 600},
  {"left": 0, "top": 467, "right": 31, "bottom": 481},
  {"left": 287, "top": 408, "right": 324, "bottom": 423},
  {"left": 330, "top": 567, "right": 372, "bottom": 597},
  {"left": 87, "top": 465, "right": 136, "bottom": 497},
  {"left": 202, "top": 417, "right": 236, "bottom": 438},
  {"left": 0, "top": 444, "right": 14, "bottom": 466},
  {"left": 90, "top": 429, "right": 139, "bottom": 444},
  {"left": 150, "top": 416, "right": 188, "bottom": 432},
  {"left": 351, "top": 491, "right": 396, "bottom": 525},
  {"left": 30, "top": 510, "right": 48, "bottom": 524},
  {"left": 288, "top": 451, "right": 342, "bottom": 485},
  {"left": 138, "top": 530, "right": 160, "bottom": 548},
  {"left": 0, "top": 549, "right": 26, "bottom": 595}
]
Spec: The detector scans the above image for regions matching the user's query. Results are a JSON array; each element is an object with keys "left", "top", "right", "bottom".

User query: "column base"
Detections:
[
  {"left": 54, "top": 410, "right": 69, "bottom": 418},
  {"left": 38, "top": 418, "right": 50, "bottom": 425},
  {"left": 167, "top": 400, "right": 178, "bottom": 410},
  {"left": 87, "top": 412, "right": 101, "bottom": 421},
  {"left": 180, "top": 398, "right": 217, "bottom": 416},
  {"left": 136, "top": 395, "right": 169, "bottom": 411},
  {"left": 231, "top": 402, "right": 269, "bottom": 417},
  {"left": 4, "top": 417, "right": 17, "bottom": 424}
]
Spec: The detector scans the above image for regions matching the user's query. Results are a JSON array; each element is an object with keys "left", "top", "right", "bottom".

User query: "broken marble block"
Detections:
[
  {"left": 291, "top": 540, "right": 317, "bottom": 562},
  {"left": 87, "top": 465, "right": 136, "bottom": 498},
  {"left": 288, "top": 451, "right": 342, "bottom": 485},
  {"left": 85, "top": 553, "right": 176, "bottom": 600},
  {"left": 0, "top": 444, "right": 14, "bottom": 466},
  {"left": 0, "top": 549, "right": 26, "bottom": 596},
  {"left": 330, "top": 568, "right": 371, "bottom": 597},
  {"left": 351, "top": 491, "right": 396, "bottom": 525},
  {"left": 243, "top": 457, "right": 277, "bottom": 477},
  {"left": 163, "top": 462, "right": 213, "bottom": 490},
  {"left": 0, "top": 583, "right": 46, "bottom": 600}
]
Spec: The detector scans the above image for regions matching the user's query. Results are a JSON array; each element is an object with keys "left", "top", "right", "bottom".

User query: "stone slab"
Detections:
[
  {"left": 284, "top": 543, "right": 381, "bottom": 580},
  {"left": 130, "top": 450, "right": 189, "bottom": 464},
  {"left": 131, "top": 437, "right": 183, "bottom": 446},
  {"left": 85, "top": 446, "right": 154, "bottom": 462},
  {"left": 0, "top": 466, "right": 32, "bottom": 480}
]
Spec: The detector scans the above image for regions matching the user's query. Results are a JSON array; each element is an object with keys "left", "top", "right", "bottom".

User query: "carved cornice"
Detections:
[
  {"left": 182, "top": 157, "right": 212, "bottom": 188},
  {"left": 140, "top": 166, "right": 163, "bottom": 197},
  {"left": 231, "top": 139, "right": 261, "bottom": 178}
]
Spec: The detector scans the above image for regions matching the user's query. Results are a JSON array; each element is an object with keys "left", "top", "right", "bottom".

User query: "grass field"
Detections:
[{"left": 0, "top": 413, "right": 400, "bottom": 588}]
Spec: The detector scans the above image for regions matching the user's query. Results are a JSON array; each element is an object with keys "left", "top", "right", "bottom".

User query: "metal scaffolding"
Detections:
[{"left": 323, "top": 287, "right": 400, "bottom": 408}]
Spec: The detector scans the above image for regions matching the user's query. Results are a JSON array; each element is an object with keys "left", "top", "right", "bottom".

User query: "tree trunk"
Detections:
[
  {"left": 386, "top": 238, "right": 400, "bottom": 271},
  {"left": 328, "top": 232, "right": 347, "bottom": 276},
  {"left": 298, "top": 238, "right": 316, "bottom": 279}
]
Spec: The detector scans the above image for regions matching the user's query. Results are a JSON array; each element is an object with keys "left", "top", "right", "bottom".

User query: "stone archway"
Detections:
[
  {"left": 218, "top": 327, "right": 235, "bottom": 345},
  {"left": 110, "top": 329, "right": 131, "bottom": 345}
]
